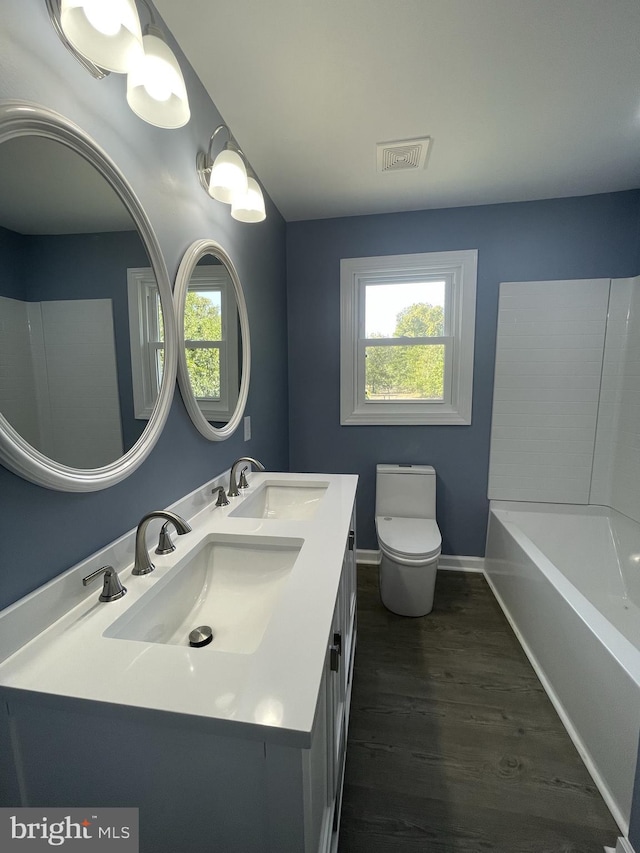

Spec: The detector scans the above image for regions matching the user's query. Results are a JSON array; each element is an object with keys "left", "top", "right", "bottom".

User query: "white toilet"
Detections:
[{"left": 375, "top": 464, "right": 442, "bottom": 617}]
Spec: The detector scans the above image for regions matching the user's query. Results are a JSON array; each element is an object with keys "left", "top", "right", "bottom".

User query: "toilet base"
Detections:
[{"left": 379, "top": 552, "right": 438, "bottom": 617}]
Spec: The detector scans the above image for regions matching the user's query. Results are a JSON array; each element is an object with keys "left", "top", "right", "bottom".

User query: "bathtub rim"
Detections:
[
  {"left": 486, "top": 500, "right": 640, "bottom": 835},
  {"left": 488, "top": 500, "right": 640, "bottom": 689}
]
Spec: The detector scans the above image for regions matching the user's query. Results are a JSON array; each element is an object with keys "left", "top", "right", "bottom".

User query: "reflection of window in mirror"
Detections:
[
  {"left": 128, "top": 268, "right": 164, "bottom": 419},
  {"left": 184, "top": 266, "right": 239, "bottom": 421}
]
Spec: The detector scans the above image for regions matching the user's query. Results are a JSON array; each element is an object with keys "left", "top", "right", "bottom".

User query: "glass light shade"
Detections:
[
  {"left": 231, "top": 177, "right": 266, "bottom": 223},
  {"left": 126, "top": 34, "right": 190, "bottom": 129},
  {"left": 60, "top": 0, "right": 143, "bottom": 73},
  {"left": 209, "top": 149, "right": 248, "bottom": 204}
]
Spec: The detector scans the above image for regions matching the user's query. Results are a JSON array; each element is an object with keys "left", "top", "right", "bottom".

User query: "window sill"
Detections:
[{"left": 340, "top": 406, "right": 471, "bottom": 426}]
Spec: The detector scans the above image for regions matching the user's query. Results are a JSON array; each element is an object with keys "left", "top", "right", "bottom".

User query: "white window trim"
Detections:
[
  {"left": 128, "top": 267, "right": 162, "bottom": 420},
  {"left": 340, "top": 249, "right": 477, "bottom": 426}
]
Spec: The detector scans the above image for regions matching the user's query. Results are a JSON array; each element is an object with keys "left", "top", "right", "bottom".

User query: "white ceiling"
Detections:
[
  {"left": 157, "top": 0, "right": 640, "bottom": 222},
  {"left": 0, "top": 137, "right": 135, "bottom": 234}
]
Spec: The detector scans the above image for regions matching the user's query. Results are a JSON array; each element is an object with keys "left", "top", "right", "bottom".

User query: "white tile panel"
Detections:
[
  {"left": 491, "top": 424, "right": 596, "bottom": 442},
  {"left": 39, "top": 299, "right": 123, "bottom": 468},
  {"left": 590, "top": 278, "right": 634, "bottom": 509},
  {"left": 492, "top": 400, "right": 599, "bottom": 415},
  {"left": 496, "top": 360, "right": 601, "bottom": 374},
  {"left": 493, "top": 413, "right": 598, "bottom": 428},
  {"left": 494, "top": 374, "right": 599, "bottom": 390},
  {"left": 491, "top": 438, "right": 595, "bottom": 454},
  {"left": 489, "top": 278, "right": 609, "bottom": 503},
  {"left": 0, "top": 295, "right": 40, "bottom": 448},
  {"left": 493, "top": 387, "right": 600, "bottom": 403},
  {"left": 0, "top": 297, "right": 124, "bottom": 466},
  {"left": 594, "top": 277, "right": 640, "bottom": 522}
]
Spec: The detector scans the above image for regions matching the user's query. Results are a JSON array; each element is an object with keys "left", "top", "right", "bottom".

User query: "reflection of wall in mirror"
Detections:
[
  {"left": 0, "top": 295, "right": 123, "bottom": 467},
  {"left": 0, "top": 224, "right": 152, "bottom": 458},
  {"left": 0, "top": 294, "right": 39, "bottom": 445}
]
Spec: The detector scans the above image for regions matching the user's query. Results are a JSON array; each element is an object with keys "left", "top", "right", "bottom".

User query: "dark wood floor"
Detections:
[{"left": 338, "top": 568, "right": 619, "bottom": 853}]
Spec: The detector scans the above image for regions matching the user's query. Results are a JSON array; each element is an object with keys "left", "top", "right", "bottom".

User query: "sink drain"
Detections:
[{"left": 189, "top": 625, "right": 213, "bottom": 647}]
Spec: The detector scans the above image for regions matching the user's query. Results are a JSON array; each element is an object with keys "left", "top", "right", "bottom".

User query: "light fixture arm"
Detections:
[
  {"left": 195, "top": 124, "right": 265, "bottom": 220},
  {"left": 136, "top": 0, "right": 160, "bottom": 33},
  {"left": 197, "top": 124, "right": 244, "bottom": 193},
  {"left": 207, "top": 124, "right": 235, "bottom": 157},
  {"left": 45, "top": 0, "right": 109, "bottom": 79},
  {"left": 136, "top": 0, "right": 155, "bottom": 23}
]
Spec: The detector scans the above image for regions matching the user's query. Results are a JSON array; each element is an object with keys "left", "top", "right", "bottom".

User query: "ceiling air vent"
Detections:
[{"left": 376, "top": 137, "right": 432, "bottom": 173}]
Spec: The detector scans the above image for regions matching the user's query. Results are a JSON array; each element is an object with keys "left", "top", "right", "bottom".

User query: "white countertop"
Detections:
[{"left": 0, "top": 472, "right": 358, "bottom": 747}]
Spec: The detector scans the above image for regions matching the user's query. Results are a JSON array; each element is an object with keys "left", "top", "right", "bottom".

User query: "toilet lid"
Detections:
[{"left": 376, "top": 517, "right": 441, "bottom": 560}]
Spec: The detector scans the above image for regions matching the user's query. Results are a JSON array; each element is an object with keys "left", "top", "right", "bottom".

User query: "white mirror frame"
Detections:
[
  {"left": 0, "top": 101, "right": 177, "bottom": 491},
  {"left": 175, "top": 239, "right": 250, "bottom": 441}
]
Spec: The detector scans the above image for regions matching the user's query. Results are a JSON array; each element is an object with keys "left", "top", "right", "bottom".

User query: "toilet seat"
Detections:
[{"left": 376, "top": 516, "right": 441, "bottom": 562}]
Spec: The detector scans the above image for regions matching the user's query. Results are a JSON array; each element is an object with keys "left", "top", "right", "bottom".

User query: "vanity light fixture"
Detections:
[
  {"left": 126, "top": 25, "right": 190, "bottom": 128},
  {"left": 46, "top": 0, "right": 191, "bottom": 129},
  {"left": 231, "top": 171, "right": 266, "bottom": 223},
  {"left": 198, "top": 125, "right": 248, "bottom": 203},
  {"left": 58, "top": 0, "right": 143, "bottom": 74},
  {"left": 197, "top": 125, "right": 266, "bottom": 223}
]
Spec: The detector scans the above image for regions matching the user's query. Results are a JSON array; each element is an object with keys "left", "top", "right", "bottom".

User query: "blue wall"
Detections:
[
  {"left": 286, "top": 191, "right": 640, "bottom": 554},
  {"left": 0, "top": 225, "right": 26, "bottom": 300},
  {"left": 0, "top": 0, "right": 289, "bottom": 610}
]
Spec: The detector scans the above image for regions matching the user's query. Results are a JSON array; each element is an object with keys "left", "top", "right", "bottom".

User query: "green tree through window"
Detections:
[
  {"left": 365, "top": 303, "right": 445, "bottom": 400},
  {"left": 184, "top": 290, "right": 222, "bottom": 399}
]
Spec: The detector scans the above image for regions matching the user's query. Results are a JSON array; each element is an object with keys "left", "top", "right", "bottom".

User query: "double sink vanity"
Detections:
[
  {"left": 0, "top": 470, "right": 358, "bottom": 853},
  {"left": 0, "top": 100, "right": 358, "bottom": 852}
]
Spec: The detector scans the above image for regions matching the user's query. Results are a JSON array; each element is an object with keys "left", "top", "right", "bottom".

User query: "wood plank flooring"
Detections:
[{"left": 338, "top": 568, "right": 620, "bottom": 853}]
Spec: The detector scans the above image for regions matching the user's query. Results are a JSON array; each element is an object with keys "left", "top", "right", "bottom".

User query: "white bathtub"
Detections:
[{"left": 485, "top": 501, "right": 640, "bottom": 834}]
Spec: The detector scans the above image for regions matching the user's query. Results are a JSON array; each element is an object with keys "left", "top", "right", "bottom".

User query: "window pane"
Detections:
[
  {"left": 365, "top": 344, "right": 445, "bottom": 401},
  {"left": 187, "top": 347, "right": 221, "bottom": 399},
  {"left": 156, "top": 294, "right": 164, "bottom": 342},
  {"left": 365, "top": 281, "right": 445, "bottom": 337},
  {"left": 155, "top": 347, "right": 164, "bottom": 387},
  {"left": 185, "top": 289, "right": 222, "bottom": 341}
]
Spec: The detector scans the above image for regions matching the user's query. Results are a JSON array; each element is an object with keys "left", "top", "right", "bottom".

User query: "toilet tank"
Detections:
[{"left": 376, "top": 464, "right": 436, "bottom": 520}]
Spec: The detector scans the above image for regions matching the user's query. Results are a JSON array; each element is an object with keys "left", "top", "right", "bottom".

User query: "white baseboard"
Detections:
[
  {"left": 356, "top": 549, "right": 381, "bottom": 565},
  {"left": 356, "top": 551, "right": 485, "bottom": 573},
  {"left": 438, "top": 555, "right": 485, "bottom": 573}
]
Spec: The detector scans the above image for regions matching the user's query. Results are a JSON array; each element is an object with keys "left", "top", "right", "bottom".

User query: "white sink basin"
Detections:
[
  {"left": 230, "top": 480, "right": 329, "bottom": 520},
  {"left": 105, "top": 534, "right": 302, "bottom": 654}
]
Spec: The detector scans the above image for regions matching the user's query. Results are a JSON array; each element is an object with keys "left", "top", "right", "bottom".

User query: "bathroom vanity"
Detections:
[{"left": 0, "top": 472, "right": 358, "bottom": 853}]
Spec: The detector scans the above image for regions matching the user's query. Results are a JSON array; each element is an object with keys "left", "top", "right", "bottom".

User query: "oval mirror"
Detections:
[
  {"left": 0, "top": 102, "right": 177, "bottom": 491},
  {"left": 175, "top": 240, "right": 250, "bottom": 440}
]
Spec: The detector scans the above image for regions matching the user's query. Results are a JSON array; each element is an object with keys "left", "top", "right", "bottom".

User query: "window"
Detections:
[
  {"left": 340, "top": 250, "right": 477, "bottom": 425},
  {"left": 182, "top": 266, "right": 239, "bottom": 421},
  {"left": 128, "top": 266, "right": 239, "bottom": 422}
]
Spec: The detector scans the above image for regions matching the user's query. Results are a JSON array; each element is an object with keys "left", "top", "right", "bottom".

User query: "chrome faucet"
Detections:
[
  {"left": 228, "top": 456, "right": 265, "bottom": 497},
  {"left": 133, "top": 511, "right": 192, "bottom": 576},
  {"left": 82, "top": 565, "right": 127, "bottom": 602}
]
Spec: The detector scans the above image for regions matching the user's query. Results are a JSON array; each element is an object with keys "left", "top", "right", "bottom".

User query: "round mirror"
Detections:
[
  {"left": 0, "top": 102, "right": 177, "bottom": 491},
  {"left": 175, "top": 240, "right": 250, "bottom": 440}
]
